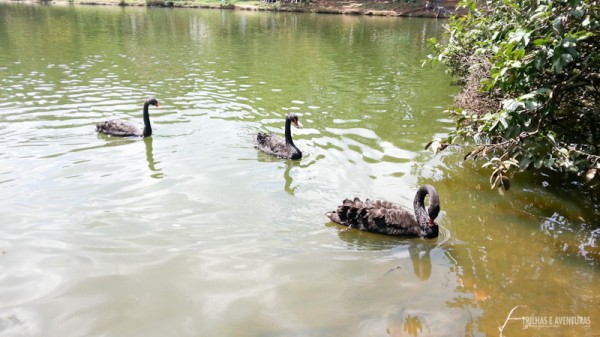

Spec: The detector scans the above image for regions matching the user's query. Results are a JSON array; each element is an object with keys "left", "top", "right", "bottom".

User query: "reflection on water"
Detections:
[
  {"left": 334, "top": 225, "right": 438, "bottom": 283},
  {"left": 0, "top": 3, "right": 598, "bottom": 337},
  {"left": 144, "top": 137, "right": 163, "bottom": 179},
  {"left": 283, "top": 160, "right": 299, "bottom": 195},
  {"left": 408, "top": 242, "right": 433, "bottom": 281},
  {"left": 381, "top": 242, "right": 433, "bottom": 283},
  {"left": 402, "top": 314, "right": 428, "bottom": 337},
  {"left": 282, "top": 157, "right": 321, "bottom": 196},
  {"left": 386, "top": 312, "right": 430, "bottom": 337}
]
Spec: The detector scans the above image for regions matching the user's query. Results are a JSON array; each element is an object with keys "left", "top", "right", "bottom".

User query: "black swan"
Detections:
[
  {"left": 256, "top": 113, "right": 302, "bottom": 160},
  {"left": 96, "top": 97, "right": 159, "bottom": 137},
  {"left": 326, "top": 185, "right": 440, "bottom": 238}
]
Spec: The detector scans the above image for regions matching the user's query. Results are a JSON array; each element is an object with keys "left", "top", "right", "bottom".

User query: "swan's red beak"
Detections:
[
  {"left": 155, "top": 103, "right": 160, "bottom": 108},
  {"left": 428, "top": 218, "right": 435, "bottom": 226},
  {"left": 293, "top": 120, "right": 302, "bottom": 128}
]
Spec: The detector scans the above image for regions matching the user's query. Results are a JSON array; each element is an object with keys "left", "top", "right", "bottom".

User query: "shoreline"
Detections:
[{"left": 1, "top": 0, "right": 457, "bottom": 18}]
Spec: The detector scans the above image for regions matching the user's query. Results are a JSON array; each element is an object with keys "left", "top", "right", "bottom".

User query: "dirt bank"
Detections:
[
  {"left": 2, "top": 0, "right": 461, "bottom": 18},
  {"left": 270, "top": 0, "right": 461, "bottom": 18}
]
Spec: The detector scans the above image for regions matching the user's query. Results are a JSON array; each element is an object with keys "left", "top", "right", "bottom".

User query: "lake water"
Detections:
[{"left": 0, "top": 3, "right": 598, "bottom": 336}]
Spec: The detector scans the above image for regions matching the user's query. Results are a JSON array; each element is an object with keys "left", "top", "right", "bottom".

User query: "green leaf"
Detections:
[
  {"left": 533, "top": 37, "right": 552, "bottom": 47},
  {"left": 534, "top": 158, "right": 544, "bottom": 169},
  {"left": 552, "top": 53, "right": 574, "bottom": 73},
  {"left": 553, "top": 16, "right": 565, "bottom": 31},
  {"left": 508, "top": 28, "right": 531, "bottom": 47},
  {"left": 523, "top": 98, "right": 540, "bottom": 111},
  {"left": 568, "top": 9, "right": 584, "bottom": 18},
  {"left": 562, "top": 37, "right": 577, "bottom": 48},
  {"left": 535, "top": 88, "right": 551, "bottom": 95},
  {"left": 520, "top": 157, "right": 533, "bottom": 170},
  {"left": 503, "top": 99, "right": 520, "bottom": 112},
  {"left": 582, "top": 15, "right": 590, "bottom": 27}
]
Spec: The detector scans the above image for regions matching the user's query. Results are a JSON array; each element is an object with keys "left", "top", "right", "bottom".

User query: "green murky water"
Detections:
[{"left": 0, "top": 3, "right": 598, "bottom": 336}]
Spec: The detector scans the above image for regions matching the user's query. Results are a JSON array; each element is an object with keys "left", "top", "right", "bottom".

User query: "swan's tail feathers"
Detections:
[
  {"left": 256, "top": 132, "right": 270, "bottom": 144},
  {"left": 96, "top": 122, "right": 114, "bottom": 135},
  {"left": 327, "top": 197, "right": 368, "bottom": 227},
  {"left": 325, "top": 210, "right": 344, "bottom": 226}
]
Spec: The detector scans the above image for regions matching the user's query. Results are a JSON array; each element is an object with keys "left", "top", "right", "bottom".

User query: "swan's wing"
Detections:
[
  {"left": 369, "top": 201, "right": 438, "bottom": 238},
  {"left": 366, "top": 207, "right": 420, "bottom": 235},
  {"left": 256, "top": 133, "right": 293, "bottom": 158},
  {"left": 96, "top": 119, "right": 142, "bottom": 137},
  {"left": 328, "top": 198, "right": 421, "bottom": 236},
  {"left": 364, "top": 198, "right": 403, "bottom": 210}
]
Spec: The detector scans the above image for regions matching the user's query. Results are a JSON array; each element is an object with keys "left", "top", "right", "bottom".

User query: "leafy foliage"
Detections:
[{"left": 428, "top": 0, "right": 600, "bottom": 189}]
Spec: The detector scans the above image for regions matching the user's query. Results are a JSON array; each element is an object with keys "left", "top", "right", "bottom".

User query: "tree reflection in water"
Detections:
[{"left": 386, "top": 309, "right": 432, "bottom": 337}]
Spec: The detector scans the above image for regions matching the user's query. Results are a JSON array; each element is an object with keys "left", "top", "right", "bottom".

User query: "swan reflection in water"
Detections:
[
  {"left": 283, "top": 155, "right": 322, "bottom": 196},
  {"left": 94, "top": 133, "right": 164, "bottom": 179},
  {"left": 331, "top": 230, "right": 436, "bottom": 336},
  {"left": 283, "top": 160, "right": 300, "bottom": 195},
  {"left": 385, "top": 244, "right": 435, "bottom": 337},
  {"left": 255, "top": 149, "right": 320, "bottom": 196},
  {"left": 384, "top": 242, "right": 434, "bottom": 282},
  {"left": 408, "top": 242, "right": 433, "bottom": 281},
  {"left": 331, "top": 227, "right": 436, "bottom": 281},
  {"left": 144, "top": 137, "right": 164, "bottom": 179}
]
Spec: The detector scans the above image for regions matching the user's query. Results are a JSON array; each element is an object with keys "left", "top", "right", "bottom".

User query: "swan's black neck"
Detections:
[
  {"left": 142, "top": 101, "right": 152, "bottom": 138},
  {"left": 284, "top": 116, "right": 301, "bottom": 159},
  {"left": 413, "top": 185, "right": 440, "bottom": 237},
  {"left": 284, "top": 117, "right": 294, "bottom": 145}
]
